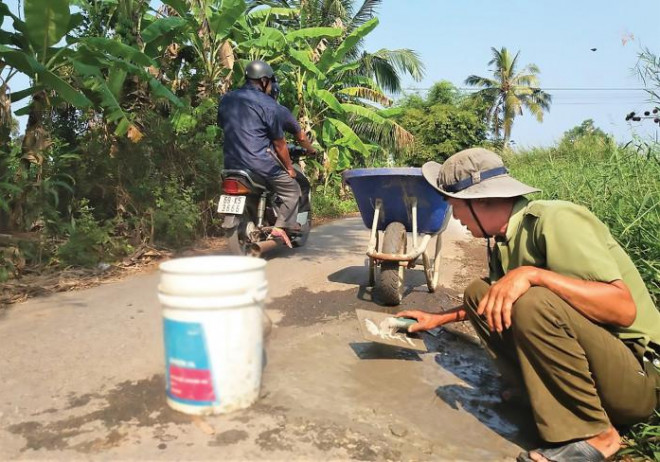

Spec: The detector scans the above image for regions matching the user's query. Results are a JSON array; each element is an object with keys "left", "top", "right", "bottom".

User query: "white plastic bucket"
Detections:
[{"left": 158, "top": 256, "right": 267, "bottom": 415}]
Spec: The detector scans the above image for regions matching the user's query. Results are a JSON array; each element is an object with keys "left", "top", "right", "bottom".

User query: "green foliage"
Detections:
[
  {"left": 562, "top": 119, "right": 611, "bottom": 143},
  {"left": 57, "top": 199, "right": 117, "bottom": 267},
  {"left": 395, "top": 81, "right": 490, "bottom": 165},
  {"left": 618, "top": 410, "right": 660, "bottom": 461},
  {"left": 312, "top": 185, "right": 358, "bottom": 218},
  {"left": 24, "top": 0, "right": 71, "bottom": 57},
  {"left": 153, "top": 179, "right": 199, "bottom": 247},
  {"left": 0, "top": 0, "right": 423, "bottom": 276}
]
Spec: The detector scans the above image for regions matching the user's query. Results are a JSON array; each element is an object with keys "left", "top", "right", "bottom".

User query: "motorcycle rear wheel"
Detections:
[{"left": 226, "top": 219, "right": 255, "bottom": 255}]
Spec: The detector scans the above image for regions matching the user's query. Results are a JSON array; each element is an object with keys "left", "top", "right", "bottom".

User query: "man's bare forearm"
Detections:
[
  {"left": 527, "top": 267, "right": 636, "bottom": 327},
  {"left": 427, "top": 306, "right": 467, "bottom": 329},
  {"left": 272, "top": 138, "right": 293, "bottom": 170},
  {"left": 295, "top": 131, "right": 315, "bottom": 153}
]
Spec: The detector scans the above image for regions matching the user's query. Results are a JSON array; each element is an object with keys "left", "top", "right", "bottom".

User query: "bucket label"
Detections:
[{"left": 164, "top": 319, "right": 217, "bottom": 405}]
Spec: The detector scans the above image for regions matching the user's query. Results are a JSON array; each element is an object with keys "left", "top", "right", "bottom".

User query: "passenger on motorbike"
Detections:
[
  {"left": 270, "top": 81, "right": 316, "bottom": 225},
  {"left": 217, "top": 60, "right": 299, "bottom": 247},
  {"left": 270, "top": 82, "right": 317, "bottom": 155}
]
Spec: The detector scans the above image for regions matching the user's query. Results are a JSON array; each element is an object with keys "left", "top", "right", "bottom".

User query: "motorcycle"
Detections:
[{"left": 218, "top": 145, "right": 313, "bottom": 256}]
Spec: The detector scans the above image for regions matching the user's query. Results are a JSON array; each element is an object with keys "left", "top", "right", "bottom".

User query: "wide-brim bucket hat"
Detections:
[{"left": 422, "top": 147, "right": 540, "bottom": 199}]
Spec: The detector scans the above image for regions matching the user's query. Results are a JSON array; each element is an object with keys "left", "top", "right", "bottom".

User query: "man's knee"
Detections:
[
  {"left": 464, "top": 278, "right": 490, "bottom": 313},
  {"left": 511, "top": 287, "right": 564, "bottom": 334}
]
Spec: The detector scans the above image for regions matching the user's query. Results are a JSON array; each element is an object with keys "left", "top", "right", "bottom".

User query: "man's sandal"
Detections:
[
  {"left": 268, "top": 227, "right": 292, "bottom": 248},
  {"left": 517, "top": 440, "right": 605, "bottom": 462}
]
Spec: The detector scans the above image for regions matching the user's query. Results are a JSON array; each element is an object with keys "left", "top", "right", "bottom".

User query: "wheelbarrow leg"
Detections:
[
  {"left": 367, "top": 201, "right": 381, "bottom": 287},
  {"left": 423, "top": 233, "right": 443, "bottom": 292},
  {"left": 368, "top": 233, "right": 379, "bottom": 286}
]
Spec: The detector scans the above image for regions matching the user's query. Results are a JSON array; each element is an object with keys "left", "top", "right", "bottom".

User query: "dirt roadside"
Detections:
[{"left": 0, "top": 214, "right": 358, "bottom": 308}]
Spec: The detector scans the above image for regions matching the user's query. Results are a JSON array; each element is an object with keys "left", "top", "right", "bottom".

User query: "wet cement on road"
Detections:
[{"left": 7, "top": 375, "right": 192, "bottom": 452}]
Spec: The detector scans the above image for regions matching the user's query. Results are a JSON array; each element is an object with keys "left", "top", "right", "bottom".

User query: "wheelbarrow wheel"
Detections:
[{"left": 376, "top": 222, "right": 407, "bottom": 306}]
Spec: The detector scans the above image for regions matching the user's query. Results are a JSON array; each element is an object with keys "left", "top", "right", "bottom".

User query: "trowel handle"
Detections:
[{"left": 388, "top": 317, "right": 417, "bottom": 332}]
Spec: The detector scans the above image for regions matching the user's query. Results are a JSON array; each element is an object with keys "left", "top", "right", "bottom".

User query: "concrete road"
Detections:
[{"left": 0, "top": 217, "right": 532, "bottom": 460}]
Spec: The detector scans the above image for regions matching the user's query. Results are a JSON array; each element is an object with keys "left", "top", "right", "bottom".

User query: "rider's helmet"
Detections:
[{"left": 245, "top": 60, "right": 275, "bottom": 81}]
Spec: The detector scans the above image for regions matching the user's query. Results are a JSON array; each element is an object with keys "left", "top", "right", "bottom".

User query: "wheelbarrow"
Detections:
[{"left": 343, "top": 168, "right": 451, "bottom": 306}]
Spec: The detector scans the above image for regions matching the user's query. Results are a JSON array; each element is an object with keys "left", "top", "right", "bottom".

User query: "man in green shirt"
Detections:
[{"left": 398, "top": 148, "right": 660, "bottom": 461}]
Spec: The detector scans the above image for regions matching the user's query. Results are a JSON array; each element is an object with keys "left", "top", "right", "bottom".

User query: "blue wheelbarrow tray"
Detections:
[
  {"left": 343, "top": 168, "right": 449, "bottom": 233},
  {"left": 343, "top": 167, "right": 451, "bottom": 299}
]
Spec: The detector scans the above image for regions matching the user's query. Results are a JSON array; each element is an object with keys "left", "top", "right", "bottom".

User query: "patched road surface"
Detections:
[{"left": 0, "top": 217, "right": 535, "bottom": 460}]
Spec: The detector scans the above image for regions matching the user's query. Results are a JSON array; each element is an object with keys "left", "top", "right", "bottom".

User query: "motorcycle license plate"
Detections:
[{"left": 217, "top": 195, "right": 246, "bottom": 214}]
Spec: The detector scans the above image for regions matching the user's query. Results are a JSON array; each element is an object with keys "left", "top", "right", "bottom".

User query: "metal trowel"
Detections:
[{"left": 355, "top": 309, "right": 428, "bottom": 352}]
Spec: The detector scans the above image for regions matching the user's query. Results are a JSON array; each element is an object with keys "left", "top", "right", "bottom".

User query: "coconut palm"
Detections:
[
  {"left": 465, "top": 47, "right": 552, "bottom": 145},
  {"left": 253, "top": 0, "right": 424, "bottom": 93}
]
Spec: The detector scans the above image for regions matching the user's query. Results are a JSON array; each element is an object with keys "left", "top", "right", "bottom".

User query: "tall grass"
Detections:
[
  {"left": 505, "top": 135, "right": 660, "bottom": 460},
  {"left": 505, "top": 135, "right": 660, "bottom": 303}
]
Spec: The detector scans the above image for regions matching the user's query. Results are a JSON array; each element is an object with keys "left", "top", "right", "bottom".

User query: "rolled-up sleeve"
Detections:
[{"left": 279, "top": 106, "right": 301, "bottom": 135}]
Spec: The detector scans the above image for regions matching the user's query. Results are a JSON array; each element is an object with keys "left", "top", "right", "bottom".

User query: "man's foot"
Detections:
[
  {"left": 284, "top": 223, "right": 302, "bottom": 235},
  {"left": 518, "top": 426, "right": 620, "bottom": 462},
  {"left": 268, "top": 227, "right": 292, "bottom": 248}
]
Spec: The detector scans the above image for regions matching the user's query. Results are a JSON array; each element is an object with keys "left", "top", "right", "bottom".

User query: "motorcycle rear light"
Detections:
[{"left": 222, "top": 179, "right": 251, "bottom": 195}]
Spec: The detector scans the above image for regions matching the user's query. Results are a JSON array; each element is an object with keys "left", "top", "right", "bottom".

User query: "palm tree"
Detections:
[
  {"left": 254, "top": 0, "right": 424, "bottom": 93},
  {"left": 465, "top": 47, "right": 551, "bottom": 145}
]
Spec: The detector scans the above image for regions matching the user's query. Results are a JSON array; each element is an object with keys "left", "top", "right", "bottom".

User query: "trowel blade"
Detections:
[{"left": 355, "top": 309, "right": 428, "bottom": 352}]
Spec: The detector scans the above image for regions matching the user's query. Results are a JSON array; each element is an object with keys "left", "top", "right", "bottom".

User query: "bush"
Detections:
[
  {"left": 312, "top": 185, "right": 358, "bottom": 218},
  {"left": 56, "top": 199, "right": 130, "bottom": 267},
  {"left": 153, "top": 179, "right": 200, "bottom": 247}
]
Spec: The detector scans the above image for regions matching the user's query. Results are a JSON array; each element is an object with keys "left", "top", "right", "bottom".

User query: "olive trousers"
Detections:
[{"left": 464, "top": 279, "right": 659, "bottom": 442}]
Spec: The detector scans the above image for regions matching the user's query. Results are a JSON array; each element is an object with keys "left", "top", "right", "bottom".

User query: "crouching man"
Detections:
[{"left": 399, "top": 148, "right": 660, "bottom": 461}]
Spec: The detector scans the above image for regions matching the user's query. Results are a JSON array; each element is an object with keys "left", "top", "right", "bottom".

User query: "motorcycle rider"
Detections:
[{"left": 217, "top": 60, "right": 299, "bottom": 247}]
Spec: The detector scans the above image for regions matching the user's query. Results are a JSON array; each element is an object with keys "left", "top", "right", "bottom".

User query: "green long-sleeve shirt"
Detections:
[{"left": 490, "top": 198, "right": 660, "bottom": 353}]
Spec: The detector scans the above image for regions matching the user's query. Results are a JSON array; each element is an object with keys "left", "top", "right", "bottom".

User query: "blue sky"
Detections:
[
  {"left": 362, "top": 0, "right": 660, "bottom": 147},
  {"left": 2, "top": 1, "right": 660, "bottom": 147}
]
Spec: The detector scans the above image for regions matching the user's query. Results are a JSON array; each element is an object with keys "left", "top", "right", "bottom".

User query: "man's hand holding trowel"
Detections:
[{"left": 395, "top": 307, "right": 466, "bottom": 333}]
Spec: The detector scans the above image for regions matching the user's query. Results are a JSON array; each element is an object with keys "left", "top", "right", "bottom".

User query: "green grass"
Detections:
[
  {"left": 312, "top": 187, "right": 358, "bottom": 219},
  {"left": 505, "top": 136, "right": 660, "bottom": 461}
]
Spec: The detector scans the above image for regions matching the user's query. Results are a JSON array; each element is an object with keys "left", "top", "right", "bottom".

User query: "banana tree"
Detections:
[
  {"left": 142, "top": 0, "right": 249, "bottom": 99},
  {"left": 0, "top": 0, "right": 181, "bottom": 229},
  {"left": 281, "top": 18, "right": 415, "bottom": 174}
]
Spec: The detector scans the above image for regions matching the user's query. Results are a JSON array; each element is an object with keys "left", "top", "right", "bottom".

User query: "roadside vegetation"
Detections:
[
  {"left": 1, "top": 0, "right": 660, "bottom": 459},
  {"left": 0, "top": 0, "right": 422, "bottom": 281}
]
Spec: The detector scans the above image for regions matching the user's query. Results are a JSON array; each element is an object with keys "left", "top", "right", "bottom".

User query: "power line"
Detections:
[{"left": 403, "top": 87, "right": 648, "bottom": 92}]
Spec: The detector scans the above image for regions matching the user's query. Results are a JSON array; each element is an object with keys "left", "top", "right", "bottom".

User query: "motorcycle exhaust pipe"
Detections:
[{"left": 249, "top": 239, "right": 280, "bottom": 257}]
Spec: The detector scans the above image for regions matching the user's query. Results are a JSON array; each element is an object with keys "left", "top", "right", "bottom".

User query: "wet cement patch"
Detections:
[
  {"left": 7, "top": 374, "right": 192, "bottom": 453},
  {"left": 270, "top": 284, "right": 457, "bottom": 327},
  {"left": 268, "top": 281, "right": 534, "bottom": 452},
  {"left": 432, "top": 336, "right": 535, "bottom": 443}
]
